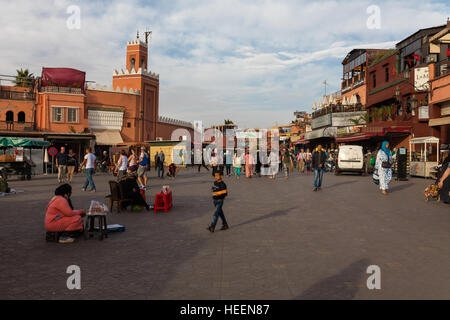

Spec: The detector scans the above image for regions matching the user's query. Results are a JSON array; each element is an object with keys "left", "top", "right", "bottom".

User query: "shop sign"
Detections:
[
  {"left": 305, "top": 127, "right": 337, "bottom": 140},
  {"left": 418, "top": 106, "right": 429, "bottom": 120},
  {"left": 332, "top": 111, "right": 367, "bottom": 127},
  {"left": 414, "top": 67, "right": 429, "bottom": 91},
  {"left": 16, "top": 147, "right": 24, "bottom": 162},
  {"left": 236, "top": 131, "right": 262, "bottom": 139},
  {"left": 311, "top": 114, "right": 332, "bottom": 129},
  {"left": 337, "top": 126, "right": 363, "bottom": 136}
]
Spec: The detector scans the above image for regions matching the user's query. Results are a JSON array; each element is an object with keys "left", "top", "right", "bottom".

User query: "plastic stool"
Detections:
[{"left": 154, "top": 190, "right": 173, "bottom": 213}]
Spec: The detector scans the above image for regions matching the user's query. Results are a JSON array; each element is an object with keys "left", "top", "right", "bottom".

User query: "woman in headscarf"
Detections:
[
  {"left": 438, "top": 152, "right": 450, "bottom": 204},
  {"left": 45, "top": 184, "right": 86, "bottom": 243},
  {"left": 374, "top": 141, "right": 393, "bottom": 195}
]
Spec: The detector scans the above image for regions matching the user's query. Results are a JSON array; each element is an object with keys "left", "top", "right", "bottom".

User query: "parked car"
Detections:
[{"left": 335, "top": 145, "right": 365, "bottom": 175}]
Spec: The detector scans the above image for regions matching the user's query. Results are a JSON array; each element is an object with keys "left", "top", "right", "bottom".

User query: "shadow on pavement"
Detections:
[
  {"left": 389, "top": 183, "right": 414, "bottom": 193},
  {"left": 295, "top": 258, "right": 370, "bottom": 300},
  {"left": 325, "top": 180, "right": 359, "bottom": 189},
  {"left": 232, "top": 207, "right": 295, "bottom": 229}
]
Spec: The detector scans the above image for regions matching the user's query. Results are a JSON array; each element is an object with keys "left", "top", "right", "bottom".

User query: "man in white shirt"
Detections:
[{"left": 79, "top": 147, "right": 97, "bottom": 192}]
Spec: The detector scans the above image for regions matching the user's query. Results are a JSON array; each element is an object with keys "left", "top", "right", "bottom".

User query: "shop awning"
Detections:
[
  {"left": 429, "top": 117, "right": 450, "bottom": 127},
  {"left": 294, "top": 139, "right": 310, "bottom": 145},
  {"left": 93, "top": 130, "right": 124, "bottom": 146},
  {"left": 336, "top": 133, "right": 377, "bottom": 142},
  {"left": 0, "top": 137, "right": 50, "bottom": 148}
]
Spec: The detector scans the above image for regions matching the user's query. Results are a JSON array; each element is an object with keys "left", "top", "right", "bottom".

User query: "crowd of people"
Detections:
[{"left": 45, "top": 140, "right": 450, "bottom": 242}]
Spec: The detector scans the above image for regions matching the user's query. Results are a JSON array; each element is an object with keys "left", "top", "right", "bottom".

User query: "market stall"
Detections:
[
  {"left": 0, "top": 138, "right": 50, "bottom": 180},
  {"left": 409, "top": 136, "right": 439, "bottom": 178}
]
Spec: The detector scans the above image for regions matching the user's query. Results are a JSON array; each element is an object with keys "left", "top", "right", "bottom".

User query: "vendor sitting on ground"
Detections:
[
  {"left": 45, "top": 184, "right": 86, "bottom": 244},
  {"left": 118, "top": 173, "right": 150, "bottom": 210},
  {"left": 167, "top": 163, "right": 178, "bottom": 179}
]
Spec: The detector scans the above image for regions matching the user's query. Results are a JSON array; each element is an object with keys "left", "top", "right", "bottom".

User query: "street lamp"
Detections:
[
  {"left": 395, "top": 86, "right": 403, "bottom": 117},
  {"left": 410, "top": 95, "right": 418, "bottom": 116}
]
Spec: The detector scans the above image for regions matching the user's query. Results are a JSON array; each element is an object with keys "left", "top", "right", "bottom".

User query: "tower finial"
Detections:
[{"left": 137, "top": 30, "right": 139, "bottom": 39}]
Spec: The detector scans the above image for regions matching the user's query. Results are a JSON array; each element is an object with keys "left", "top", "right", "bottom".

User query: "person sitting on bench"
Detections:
[{"left": 45, "top": 184, "right": 86, "bottom": 243}]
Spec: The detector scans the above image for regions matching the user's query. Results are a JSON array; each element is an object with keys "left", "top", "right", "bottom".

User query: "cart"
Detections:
[
  {"left": 409, "top": 136, "right": 439, "bottom": 178},
  {"left": 0, "top": 159, "right": 34, "bottom": 180},
  {"left": 0, "top": 137, "right": 50, "bottom": 179}
]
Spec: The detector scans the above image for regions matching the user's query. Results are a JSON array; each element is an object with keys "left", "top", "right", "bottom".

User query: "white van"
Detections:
[{"left": 335, "top": 145, "right": 365, "bottom": 175}]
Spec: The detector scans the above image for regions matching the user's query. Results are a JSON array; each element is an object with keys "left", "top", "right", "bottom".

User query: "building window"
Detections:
[
  {"left": 372, "top": 74, "right": 376, "bottom": 88},
  {"left": 52, "top": 107, "right": 64, "bottom": 123},
  {"left": 130, "top": 58, "right": 135, "bottom": 70},
  {"left": 17, "top": 111, "right": 25, "bottom": 123},
  {"left": 6, "top": 111, "right": 14, "bottom": 122},
  {"left": 406, "top": 99, "right": 412, "bottom": 115},
  {"left": 127, "top": 122, "right": 131, "bottom": 128},
  {"left": 385, "top": 67, "right": 389, "bottom": 82},
  {"left": 67, "top": 108, "right": 79, "bottom": 123}
]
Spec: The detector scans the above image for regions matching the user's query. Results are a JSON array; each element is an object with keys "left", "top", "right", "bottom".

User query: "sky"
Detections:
[{"left": 0, "top": 0, "right": 449, "bottom": 128}]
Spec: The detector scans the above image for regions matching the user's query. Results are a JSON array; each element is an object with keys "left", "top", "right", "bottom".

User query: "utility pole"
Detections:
[
  {"left": 144, "top": 29, "right": 152, "bottom": 45},
  {"left": 323, "top": 80, "right": 328, "bottom": 96}
]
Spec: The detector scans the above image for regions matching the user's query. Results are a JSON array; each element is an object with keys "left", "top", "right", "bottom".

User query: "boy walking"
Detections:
[{"left": 207, "top": 172, "right": 229, "bottom": 233}]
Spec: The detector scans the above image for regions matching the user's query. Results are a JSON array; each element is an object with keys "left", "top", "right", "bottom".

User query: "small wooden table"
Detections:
[{"left": 84, "top": 213, "right": 108, "bottom": 241}]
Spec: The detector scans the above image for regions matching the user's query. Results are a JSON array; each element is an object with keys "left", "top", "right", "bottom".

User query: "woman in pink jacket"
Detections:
[{"left": 45, "top": 184, "right": 85, "bottom": 243}]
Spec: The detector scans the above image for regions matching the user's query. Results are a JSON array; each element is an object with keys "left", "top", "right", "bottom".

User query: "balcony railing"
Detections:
[
  {"left": 312, "top": 105, "right": 365, "bottom": 119},
  {"left": 0, "top": 121, "right": 35, "bottom": 132},
  {"left": 40, "top": 86, "right": 83, "bottom": 94},
  {"left": 0, "top": 89, "right": 35, "bottom": 101}
]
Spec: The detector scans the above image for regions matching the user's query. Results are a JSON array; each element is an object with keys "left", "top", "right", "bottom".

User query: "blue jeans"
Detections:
[
  {"left": 210, "top": 199, "right": 228, "bottom": 229},
  {"left": 157, "top": 166, "right": 164, "bottom": 178},
  {"left": 83, "top": 168, "right": 96, "bottom": 191},
  {"left": 314, "top": 168, "right": 324, "bottom": 188}
]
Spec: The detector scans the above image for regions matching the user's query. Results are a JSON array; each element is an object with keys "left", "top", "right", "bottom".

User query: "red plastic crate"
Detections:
[{"left": 154, "top": 190, "right": 173, "bottom": 213}]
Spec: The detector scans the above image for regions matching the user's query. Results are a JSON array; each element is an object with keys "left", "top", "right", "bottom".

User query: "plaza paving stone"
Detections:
[{"left": 0, "top": 168, "right": 449, "bottom": 299}]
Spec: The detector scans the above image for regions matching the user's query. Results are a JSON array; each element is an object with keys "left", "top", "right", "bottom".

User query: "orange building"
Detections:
[{"left": 0, "top": 36, "right": 193, "bottom": 172}]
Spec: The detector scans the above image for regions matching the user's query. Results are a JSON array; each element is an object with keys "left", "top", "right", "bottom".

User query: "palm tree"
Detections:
[{"left": 14, "top": 68, "right": 34, "bottom": 88}]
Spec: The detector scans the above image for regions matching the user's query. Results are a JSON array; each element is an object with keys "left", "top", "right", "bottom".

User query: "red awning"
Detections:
[
  {"left": 336, "top": 133, "right": 376, "bottom": 142},
  {"left": 41, "top": 67, "right": 86, "bottom": 90},
  {"left": 336, "top": 126, "right": 411, "bottom": 142},
  {"left": 294, "top": 139, "right": 310, "bottom": 145}
]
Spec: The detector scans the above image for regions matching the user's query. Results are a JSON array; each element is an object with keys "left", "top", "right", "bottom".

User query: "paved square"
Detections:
[{"left": 0, "top": 169, "right": 449, "bottom": 299}]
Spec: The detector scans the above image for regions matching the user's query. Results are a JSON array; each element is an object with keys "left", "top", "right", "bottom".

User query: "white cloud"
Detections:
[{"left": 0, "top": 0, "right": 448, "bottom": 128}]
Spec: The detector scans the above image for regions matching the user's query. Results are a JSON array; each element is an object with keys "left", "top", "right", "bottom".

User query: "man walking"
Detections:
[
  {"left": 79, "top": 147, "right": 97, "bottom": 192},
  {"left": 56, "top": 146, "right": 68, "bottom": 183},
  {"left": 312, "top": 145, "right": 326, "bottom": 191},
  {"left": 207, "top": 172, "right": 229, "bottom": 233},
  {"left": 157, "top": 149, "right": 165, "bottom": 179}
]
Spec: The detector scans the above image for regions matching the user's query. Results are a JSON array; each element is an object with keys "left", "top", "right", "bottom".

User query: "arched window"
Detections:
[
  {"left": 130, "top": 58, "right": 135, "bottom": 70},
  {"left": 6, "top": 111, "right": 14, "bottom": 122},
  {"left": 18, "top": 111, "right": 25, "bottom": 123}
]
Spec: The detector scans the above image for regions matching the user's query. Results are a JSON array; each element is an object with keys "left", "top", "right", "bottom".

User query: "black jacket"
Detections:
[
  {"left": 212, "top": 181, "right": 227, "bottom": 200},
  {"left": 311, "top": 150, "right": 326, "bottom": 169}
]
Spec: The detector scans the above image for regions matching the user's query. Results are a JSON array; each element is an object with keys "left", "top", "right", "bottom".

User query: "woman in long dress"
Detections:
[
  {"left": 375, "top": 141, "right": 393, "bottom": 195},
  {"left": 245, "top": 151, "right": 253, "bottom": 178}
]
